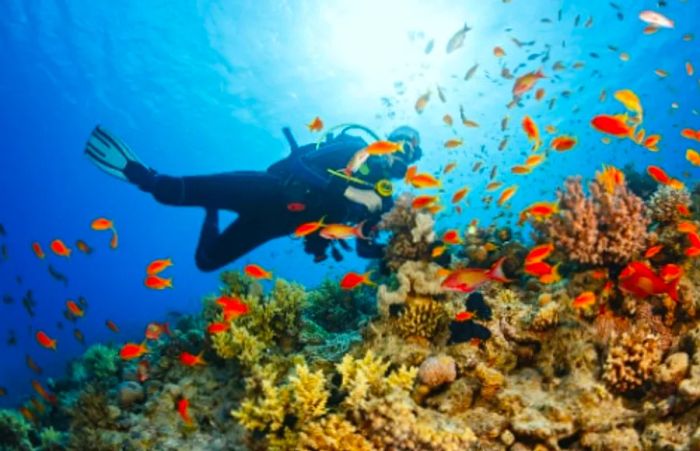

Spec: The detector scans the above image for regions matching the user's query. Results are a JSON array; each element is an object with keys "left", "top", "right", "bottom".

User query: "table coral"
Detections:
[{"left": 535, "top": 176, "right": 649, "bottom": 265}]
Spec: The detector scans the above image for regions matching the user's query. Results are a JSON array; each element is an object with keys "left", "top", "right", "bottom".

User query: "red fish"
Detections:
[
  {"left": 364, "top": 140, "right": 403, "bottom": 156},
  {"left": 339, "top": 271, "right": 375, "bottom": 290},
  {"left": 36, "top": 331, "right": 57, "bottom": 350},
  {"left": 521, "top": 115, "right": 541, "bottom": 149},
  {"left": 442, "top": 229, "right": 462, "bottom": 245},
  {"left": 618, "top": 261, "right": 678, "bottom": 302},
  {"left": 50, "top": 239, "right": 71, "bottom": 257},
  {"left": 207, "top": 322, "right": 229, "bottom": 334},
  {"left": 525, "top": 243, "right": 554, "bottom": 263},
  {"left": 572, "top": 291, "right": 596, "bottom": 310},
  {"left": 145, "top": 322, "right": 171, "bottom": 341},
  {"left": 512, "top": 69, "right": 545, "bottom": 97},
  {"left": 451, "top": 187, "right": 469, "bottom": 204},
  {"left": 441, "top": 257, "right": 510, "bottom": 294},
  {"left": 550, "top": 135, "right": 577, "bottom": 151},
  {"left": 180, "top": 351, "right": 206, "bottom": 367},
  {"left": 454, "top": 311, "right": 475, "bottom": 322},
  {"left": 31, "top": 242, "right": 45, "bottom": 259},
  {"left": 644, "top": 244, "right": 663, "bottom": 258},
  {"left": 524, "top": 261, "right": 554, "bottom": 277},
  {"left": 659, "top": 264, "right": 683, "bottom": 283},
  {"left": 244, "top": 263, "right": 272, "bottom": 279},
  {"left": 177, "top": 397, "right": 193, "bottom": 426},
  {"left": 294, "top": 216, "right": 326, "bottom": 238},
  {"left": 105, "top": 320, "right": 120, "bottom": 333},
  {"left": 66, "top": 300, "right": 84, "bottom": 317},
  {"left": 591, "top": 114, "right": 633, "bottom": 137},
  {"left": 216, "top": 296, "right": 249, "bottom": 321},
  {"left": 31, "top": 380, "right": 57, "bottom": 405},
  {"left": 144, "top": 275, "right": 173, "bottom": 290},
  {"left": 146, "top": 258, "right": 173, "bottom": 276},
  {"left": 307, "top": 116, "right": 323, "bottom": 132},
  {"left": 91, "top": 218, "right": 114, "bottom": 230},
  {"left": 646, "top": 165, "right": 672, "bottom": 185},
  {"left": 120, "top": 341, "right": 148, "bottom": 360},
  {"left": 319, "top": 222, "right": 366, "bottom": 240}
]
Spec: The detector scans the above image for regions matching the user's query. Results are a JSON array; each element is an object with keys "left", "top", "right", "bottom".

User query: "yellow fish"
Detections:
[{"left": 614, "top": 89, "right": 643, "bottom": 119}]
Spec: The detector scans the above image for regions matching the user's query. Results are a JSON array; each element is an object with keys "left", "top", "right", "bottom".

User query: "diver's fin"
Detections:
[{"left": 84, "top": 125, "right": 143, "bottom": 181}]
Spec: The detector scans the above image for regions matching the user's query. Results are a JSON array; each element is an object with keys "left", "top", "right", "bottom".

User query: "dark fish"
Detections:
[
  {"left": 609, "top": 2, "right": 620, "bottom": 9},
  {"left": 26, "top": 355, "right": 42, "bottom": 374},
  {"left": 22, "top": 290, "right": 36, "bottom": 317},
  {"left": 490, "top": 166, "right": 497, "bottom": 180},
  {"left": 331, "top": 246, "right": 343, "bottom": 262},
  {"left": 464, "top": 63, "right": 479, "bottom": 81},
  {"left": 574, "top": 14, "right": 580, "bottom": 26},
  {"left": 1, "top": 244, "right": 8, "bottom": 260},
  {"left": 0, "top": 224, "right": 5, "bottom": 236},
  {"left": 585, "top": 16, "right": 593, "bottom": 28},
  {"left": 63, "top": 310, "right": 77, "bottom": 323},
  {"left": 2, "top": 294, "right": 13, "bottom": 304},
  {"left": 0, "top": 386, "right": 6, "bottom": 397},
  {"left": 608, "top": 45, "right": 619, "bottom": 51},
  {"left": 658, "top": 0, "right": 666, "bottom": 6},
  {"left": 77, "top": 296, "right": 88, "bottom": 309},
  {"left": 446, "top": 23, "right": 472, "bottom": 54},
  {"left": 541, "top": 18, "right": 551, "bottom": 23},
  {"left": 548, "top": 98, "right": 556, "bottom": 110},
  {"left": 617, "top": 12, "right": 624, "bottom": 21},
  {"left": 465, "top": 292, "right": 492, "bottom": 320},
  {"left": 73, "top": 329, "right": 85, "bottom": 345},
  {"left": 47, "top": 264, "right": 68, "bottom": 286},
  {"left": 424, "top": 39, "right": 434, "bottom": 54},
  {"left": 7, "top": 330, "right": 17, "bottom": 346},
  {"left": 528, "top": 53, "right": 542, "bottom": 61},
  {"left": 448, "top": 321, "right": 492, "bottom": 344},
  {"left": 56, "top": 321, "right": 64, "bottom": 330},
  {"left": 437, "top": 85, "right": 447, "bottom": 103},
  {"left": 558, "top": 9, "right": 562, "bottom": 21},
  {"left": 590, "top": 52, "right": 600, "bottom": 58}
]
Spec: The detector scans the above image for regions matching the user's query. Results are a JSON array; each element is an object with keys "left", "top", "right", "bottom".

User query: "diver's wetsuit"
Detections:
[{"left": 140, "top": 133, "right": 391, "bottom": 271}]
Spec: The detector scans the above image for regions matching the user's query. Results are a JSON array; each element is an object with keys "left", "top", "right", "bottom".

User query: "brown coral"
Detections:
[
  {"left": 418, "top": 355, "right": 457, "bottom": 388},
  {"left": 379, "top": 193, "right": 436, "bottom": 271},
  {"left": 603, "top": 332, "right": 663, "bottom": 393},
  {"left": 536, "top": 176, "right": 649, "bottom": 265},
  {"left": 648, "top": 185, "right": 691, "bottom": 224}
]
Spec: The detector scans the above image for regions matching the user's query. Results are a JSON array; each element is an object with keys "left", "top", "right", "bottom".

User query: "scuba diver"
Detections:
[{"left": 84, "top": 124, "right": 423, "bottom": 272}]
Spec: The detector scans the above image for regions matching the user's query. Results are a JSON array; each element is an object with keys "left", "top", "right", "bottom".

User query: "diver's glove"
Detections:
[{"left": 344, "top": 186, "right": 382, "bottom": 213}]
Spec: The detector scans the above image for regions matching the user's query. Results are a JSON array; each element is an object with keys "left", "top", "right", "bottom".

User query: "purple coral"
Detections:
[{"left": 536, "top": 176, "right": 649, "bottom": 265}]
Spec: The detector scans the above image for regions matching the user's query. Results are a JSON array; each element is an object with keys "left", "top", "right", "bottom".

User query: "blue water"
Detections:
[{"left": 0, "top": 0, "right": 698, "bottom": 408}]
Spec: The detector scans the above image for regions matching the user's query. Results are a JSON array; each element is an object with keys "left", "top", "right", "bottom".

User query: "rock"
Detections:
[
  {"left": 118, "top": 381, "right": 145, "bottom": 408},
  {"left": 418, "top": 355, "right": 457, "bottom": 388},
  {"left": 655, "top": 352, "right": 690, "bottom": 385}
]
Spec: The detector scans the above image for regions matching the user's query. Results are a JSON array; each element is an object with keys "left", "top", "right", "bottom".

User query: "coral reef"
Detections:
[
  {"left": 535, "top": 176, "right": 649, "bottom": 266},
  {"left": 417, "top": 355, "right": 457, "bottom": 388},
  {"left": 379, "top": 193, "right": 436, "bottom": 271},
  {"left": 648, "top": 185, "right": 692, "bottom": 224},
  {"left": 602, "top": 331, "right": 663, "bottom": 393},
  {"left": 0, "top": 409, "right": 33, "bottom": 451}
]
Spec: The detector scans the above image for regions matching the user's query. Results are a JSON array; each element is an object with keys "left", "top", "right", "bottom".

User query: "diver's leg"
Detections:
[{"left": 194, "top": 214, "right": 292, "bottom": 272}]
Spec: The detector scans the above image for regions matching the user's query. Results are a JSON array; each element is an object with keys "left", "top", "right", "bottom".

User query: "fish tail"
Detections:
[
  {"left": 488, "top": 257, "right": 511, "bottom": 283},
  {"left": 364, "top": 271, "right": 376, "bottom": 286},
  {"left": 354, "top": 220, "right": 368, "bottom": 240},
  {"left": 668, "top": 280, "right": 680, "bottom": 303}
]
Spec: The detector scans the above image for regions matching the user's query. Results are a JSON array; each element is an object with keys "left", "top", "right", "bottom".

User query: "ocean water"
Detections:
[{"left": 0, "top": 0, "right": 699, "bottom": 445}]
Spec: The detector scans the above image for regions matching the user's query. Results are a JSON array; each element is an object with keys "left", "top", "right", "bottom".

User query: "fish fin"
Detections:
[
  {"left": 354, "top": 220, "right": 368, "bottom": 240},
  {"left": 668, "top": 280, "right": 680, "bottom": 302},
  {"left": 487, "top": 257, "right": 511, "bottom": 282}
]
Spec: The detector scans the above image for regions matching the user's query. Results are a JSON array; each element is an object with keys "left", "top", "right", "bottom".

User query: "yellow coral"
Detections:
[
  {"left": 211, "top": 322, "right": 264, "bottom": 364},
  {"left": 288, "top": 363, "right": 329, "bottom": 423},
  {"left": 386, "top": 365, "right": 418, "bottom": 392},
  {"left": 394, "top": 295, "right": 446, "bottom": 339},
  {"left": 297, "top": 414, "right": 375, "bottom": 451}
]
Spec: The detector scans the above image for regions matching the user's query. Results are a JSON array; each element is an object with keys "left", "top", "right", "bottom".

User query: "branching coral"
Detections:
[
  {"left": 81, "top": 344, "right": 119, "bottom": 382},
  {"left": 535, "top": 176, "right": 649, "bottom": 265},
  {"left": 379, "top": 193, "right": 436, "bottom": 271},
  {"left": 603, "top": 332, "right": 663, "bottom": 393},
  {"left": 305, "top": 279, "right": 373, "bottom": 333},
  {"left": 648, "top": 185, "right": 691, "bottom": 224}
]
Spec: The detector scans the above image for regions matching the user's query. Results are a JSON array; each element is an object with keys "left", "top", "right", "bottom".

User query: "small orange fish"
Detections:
[
  {"left": 678, "top": 221, "right": 698, "bottom": 234},
  {"left": 451, "top": 187, "right": 469, "bottom": 204},
  {"left": 415, "top": 91, "right": 431, "bottom": 114},
  {"left": 538, "top": 263, "right": 561, "bottom": 284},
  {"left": 145, "top": 322, "right": 171, "bottom": 340},
  {"left": 75, "top": 240, "right": 93, "bottom": 254},
  {"left": 677, "top": 204, "right": 691, "bottom": 216},
  {"left": 66, "top": 300, "right": 84, "bottom": 317},
  {"left": 521, "top": 115, "right": 541, "bottom": 150},
  {"left": 596, "top": 165, "right": 625, "bottom": 194},
  {"left": 26, "top": 355, "right": 42, "bottom": 374},
  {"left": 180, "top": 351, "right": 206, "bottom": 367},
  {"left": 408, "top": 173, "right": 441, "bottom": 189},
  {"left": 177, "top": 397, "right": 193, "bottom": 426},
  {"left": 524, "top": 154, "right": 545, "bottom": 167},
  {"left": 32, "top": 380, "right": 57, "bottom": 405},
  {"left": 444, "top": 138, "right": 463, "bottom": 149},
  {"left": 654, "top": 68, "right": 668, "bottom": 78},
  {"left": 643, "top": 134, "right": 661, "bottom": 151},
  {"left": 644, "top": 244, "right": 664, "bottom": 258},
  {"left": 340, "top": 271, "right": 375, "bottom": 290},
  {"left": 455, "top": 311, "right": 475, "bottom": 322},
  {"left": 31, "top": 242, "right": 45, "bottom": 259},
  {"left": 106, "top": 320, "right": 119, "bottom": 333},
  {"left": 146, "top": 258, "right": 173, "bottom": 275},
  {"left": 647, "top": 165, "right": 672, "bottom": 185},
  {"left": 320, "top": 222, "right": 366, "bottom": 240},
  {"left": 35, "top": 331, "right": 57, "bottom": 350},
  {"left": 525, "top": 243, "right": 554, "bottom": 263},
  {"left": 120, "top": 341, "right": 148, "bottom": 360},
  {"left": 512, "top": 69, "right": 545, "bottom": 97},
  {"left": 524, "top": 261, "right": 554, "bottom": 277},
  {"left": 572, "top": 291, "right": 596, "bottom": 309},
  {"left": 144, "top": 275, "right": 173, "bottom": 290},
  {"left": 293, "top": 216, "right": 326, "bottom": 238},
  {"left": 91, "top": 218, "right": 114, "bottom": 231},
  {"left": 442, "top": 229, "right": 462, "bottom": 245},
  {"left": 497, "top": 185, "right": 518, "bottom": 206},
  {"left": 364, "top": 140, "right": 403, "bottom": 156},
  {"left": 244, "top": 264, "right": 273, "bottom": 280},
  {"left": 535, "top": 88, "right": 545, "bottom": 101},
  {"left": 431, "top": 245, "right": 447, "bottom": 258},
  {"left": 411, "top": 195, "right": 439, "bottom": 209},
  {"left": 591, "top": 114, "right": 633, "bottom": 137},
  {"left": 441, "top": 257, "right": 510, "bottom": 293},
  {"left": 50, "top": 239, "right": 71, "bottom": 257},
  {"left": 109, "top": 231, "right": 119, "bottom": 249},
  {"left": 443, "top": 114, "right": 454, "bottom": 126},
  {"left": 307, "top": 116, "right": 323, "bottom": 132},
  {"left": 493, "top": 46, "right": 505, "bottom": 57},
  {"left": 137, "top": 359, "right": 150, "bottom": 383},
  {"left": 686, "top": 61, "right": 695, "bottom": 77},
  {"left": 511, "top": 165, "right": 532, "bottom": 175},
  {"left": 550, "top": 135, "right": 577, "bottom": 151},
  {"left": 486, "top": 181, "right": 503, "bottom": 192},
  {"left": 443, "top": 162, "right": 457, "bottom": 174},
  {"left": 462, "top": 118, "right": 480, "bottom": 128},
  {"left": 681, "top": 129, "right": 700, "bottom": 141},
  {"left": 521, "top": 201, "right": 559, "bottom": 221},
  {"left": 686, "top": 149, "right": 700, "bottom": 166},
  {"left": 207, "top": 322, "right": 229, "bottom": 334}
]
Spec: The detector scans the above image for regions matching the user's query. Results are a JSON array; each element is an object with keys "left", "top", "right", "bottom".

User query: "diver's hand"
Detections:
[{"left": 344, "top": 186, "right": 382, "bottom": 213}]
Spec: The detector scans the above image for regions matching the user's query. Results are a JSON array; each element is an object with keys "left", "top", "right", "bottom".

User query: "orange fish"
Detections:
[
  {"left": 35, "top": 331, "right": 57, "bottom": 350},
  {"left": 91, "top": 218, "right": 114, "bottom": 231},
  {"left": 146, "top": 258, "right": 173, "bottom": 276},
  {"left": 455, "top": 311, "right": 475, "bottom": 322},
  {"left": 442, "top": 229, "right": 462, "bottom": 245},
  {"left": 647, "top": 165, "right": 672, "bottom": 185},
  {"left": 686, "top": 61, "right": 695, "bottom": 77},
  {"left": 106, "top": 320, "right": 120, "bottom": 333},
  {"left": 618, "top": 261, "right": 678, "bottom": 302},
  {"left": 415, "top": 91, "right": 431, "bottom": 114},
  {"left": 294, "top": 216, "right": 326, "bottom": 238},
  {"left": 120, "top": 341, "right": 148, "bottom": 360},
  {"left": 177, "top": 397, "right": 193, "bottom": 426},
  {"left": 32, "top": 380, "right": 57, "bottom": 405},
  {"left": 525, "top": 243, "right": 554, "bottom": 263},
  {"left": 340, "top": 271, "right": 375, "bottom": 290},
  {"left": 493, "top": 46, "right": 506, "bottom": 57},
  {"left": 364, "top": 140, "right": 403, "bottom": 156},
  {"left": 524, "top": 261, "right": 554, "bottom": 277},
  {"left": 26, "top": 355, "right": 42, "bottom": 374},
  {"left": 591, "top": 269, "right": 608, "bottom": 280},
  {"left": 207, "top": 322, "right": 229, "bottom": 334},
  {"left": 408, "top": 173, "right": 441, "bottom": 189},
  {"left": 654, "top": 69, "right": 668, "bottom": 78},
  {"left": 431, "top": 245, "right": 447, "bottom": 258},
  {"left": 443, "top": 114, "right": 454, "bottom": 126},
  {"left": 307, "top": 117, "right": 323, "bottom": 132},
  {"left": 66, "top": 300, "right": 84, "bottom": 318},
  {"left": 486, "top": 181, "right": 503, "bottom": 192},
  {"left": 145, "top": 322, "right": 171, "bottom": 340},
  {"left": 524, "top": 154, "right": 545, "bottom": 167},
  {"left": 511, "top": 165, "right": 532, "bottom": 175},
  {"left": 443, "top": 162, "right": 457, "bottom": 174},
  {"left": 550, "top": 135, "right": 577, "bottom": 151},
  {"left": 521, "top": 116, "right": 541, "bottom": 149},
  {"left": 411, "top": 195, "right": 439, "bottom": 209},
  {"left": 677, "top": 204, "right": 691, "bottom": 216},
  {"left": 50, "top": 239, "right": 71, "bottom": 257},
  {"left": 520, "top": 201, "right": 559, "bottom": 222},
  {"left": 678, "top": 221, "right": 698, "bottom": 234},
  {"left": 681, "top": 129, "right": 700, "bottom": 141},
  {"left": 538, "top": 263, "right": 561, "bottom": 284},
  {"left": 180, "top": 351, "right": 206, "bottom": 367},
  {"left": 31, "top": 242, "right": 45, "bottom": 259},
  {"left": 451, "top": 187, "right": 469, "bottom": 204},
  {"left": 659, "top": 264, "right": 683, "bottom": 283},
  {"left": 512, "top": 69, "right": 545, "bottom": 97},
  {"left": 497, "top": 185, "right": 518, "bottom": 206},
  {"left": 596, "top": 165, "right": 625, "bottom": 194},
  {"left": 535, "top": 88, "right": 545, "bottom": 101},
  {"left": 444, "top": 138, "right": 463, "bottom": 149},
  {"left": 441, "top": 257, "right": 510, "bottom": 294},
  {"left": 572, "top": 291, "right": 596, "bottom": 310},
  {"left": 75, "top": 240, "right": 93, "bottom": 254},
  {"left": 591, "top": 114, "right": 633, "bottom": 137},
  {"left": 687, "top": 247, "right": 700, "bottom": 258},
  {"left": 144, "top": 275, "right": 173, "bottom": 290},
  {"left": 644, "top": 244, "right": 664, "bottom": 258},
  {"left": 643, "top": 134, "right": 661, "bottom": 151},
  {"left": 686, "top": 149, "right": 700, "bottom": 166},
  {"left": 216, "top": 296, "right": 249, "bottom": 321},
  {"left": 320, "top": 222, "right": 366, "bottom": 240}
]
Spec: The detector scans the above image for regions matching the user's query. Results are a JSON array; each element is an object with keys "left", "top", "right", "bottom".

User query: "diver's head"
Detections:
[{"left": 385, "top": 126, "right": 423, "bottom": 179}]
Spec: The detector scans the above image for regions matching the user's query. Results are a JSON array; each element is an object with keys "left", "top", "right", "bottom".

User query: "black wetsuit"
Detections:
[{"left": 143, "top": 133, "right": 392, "bottom": 271}]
